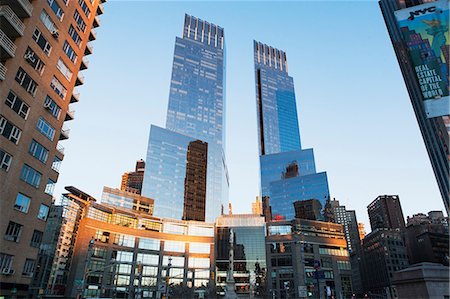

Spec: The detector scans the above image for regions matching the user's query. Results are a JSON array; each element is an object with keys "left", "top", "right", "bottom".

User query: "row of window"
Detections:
[
  {"left": 0, "top": 253, "right": 36, "bottom": 277},
  {"left": 5, "top": 219, "right": 47, "bottom": 246},
  {"left": 94, "top": 231, "right": 211, "bottom": 254}
]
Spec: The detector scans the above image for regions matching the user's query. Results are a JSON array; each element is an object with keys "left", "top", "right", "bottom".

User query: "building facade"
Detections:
[
  {"left": 31, "top": 186, "right": 95, "bottom": 297},
  {"left": 367, "top": 195, "right": 406, "bottom": 231},
  {"left": 254, "top": 41, "right": 330, "bottom": 220},
  {"left": 404, "top": 211, "right": 449, "bottom": 266},
  {"left": 360, "top": 229, "right": 409, "bottom": 298},
  {"left": 266, "top": 219, "right": 353, "bottom": 299},
  {"left": 120, "top": 159, "right": 145, "bottom": 194},
  {"left": 379, "top": 0, "right": 450, "bottom": 213},
  {"left": 101, "top": 186, "right": 154, "bottom": 215},
  {"left": 66, "top": 205, "right": 215, "bottom": 299},
  {"left": 215, "top": 214, "right": 267, "bottom": 297},
  {"left": 0, "top": 0, "right": 104, "bottom": 296},
  {"left": 142, "top": 14, "right": 229, "bottom": 222}
]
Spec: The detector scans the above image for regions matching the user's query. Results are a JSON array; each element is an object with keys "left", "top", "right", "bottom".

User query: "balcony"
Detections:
[
  {"left": 75, "top": 73, "right": 84, "bottom": 86},
  {"left": 96, "top": 3, "right": 104, "bottom": 15},
  {"left": 65, "top": 110, "right": 74, "bottom": 121},
  {"left": 93, "top": 16, "right": 100, "bottom": 28},
  {"left": 88, "top": 29, "right": 96, "bottom": 41},
  {"left": 0, "top": 6, "right": 25, "bottom": 38},
  {"left": 0, "top": 62, "right": 6, "bottom": 81},
  {"left": 56, "top": 143, "right": 65, "bottom": 156},
  {"left": 70, "top": 92, "right": 80, "bottom": 103},
  {"left": 0, "top": 0, "right": 33, "bottom": 18},
  {"left": 0, "top": 28, "right": 16, "bottom": 59},
  {"left": 59, "top": 126, "right": 70, "bottom": 140},
  {"left": 80, "top": 58, "right": 89, "bottom": 70},
  {"left": 84, "top": 43, "right": 93, "bottom": 55}
]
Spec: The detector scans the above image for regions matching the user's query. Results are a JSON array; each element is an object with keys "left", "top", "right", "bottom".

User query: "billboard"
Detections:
[{"left": 395, "top": 0, "right": 449, "bottom": 118}]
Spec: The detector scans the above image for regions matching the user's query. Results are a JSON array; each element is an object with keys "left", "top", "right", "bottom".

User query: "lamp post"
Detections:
[{"left": 165, "top": 257, "right": 172, "bottom": 299}]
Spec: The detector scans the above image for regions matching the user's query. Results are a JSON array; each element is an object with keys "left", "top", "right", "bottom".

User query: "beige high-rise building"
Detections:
[
  {"left": 0, "top": 0, "right": 105, "bottom": 296},
  {"left": 251, "top": 196, "right": 262, "bottom": 215}
]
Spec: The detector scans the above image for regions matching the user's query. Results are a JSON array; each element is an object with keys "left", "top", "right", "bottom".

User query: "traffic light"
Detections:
[
  {"left": 211, "top": 271, "right": 215, "bottom": 280},
  {"left": 307, "top": 285, "right": 314, "bottom": 297}
]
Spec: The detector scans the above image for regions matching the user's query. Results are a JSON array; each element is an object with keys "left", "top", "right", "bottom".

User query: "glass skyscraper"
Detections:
[
  {"left": 254, "top": 41, "right": 330, "bottom": 220},
  {"left": 379, "top": 0, "right": 449, "bottom": 213},
  {"left": 142, "top": 15, "right": 229, "bottom": 222}
]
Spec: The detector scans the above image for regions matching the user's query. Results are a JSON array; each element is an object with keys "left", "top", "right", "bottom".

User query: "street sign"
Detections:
[
  {"left": 157, "top": 282, "right": 166, "bottom": 293},
  {"left": 298, "top": 286, "right": 307, "bottom": 297}
]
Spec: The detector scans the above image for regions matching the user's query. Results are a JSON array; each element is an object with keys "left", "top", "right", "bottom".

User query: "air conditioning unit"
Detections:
[
  {"left": 24, "top": 51, "right": 35, "bottom": 62},
  {"left": 51, "top": 29, "right": 59, "bottom": 39},
  {"left": 43, "top": 101, "right": 52, "bottom": 109}
]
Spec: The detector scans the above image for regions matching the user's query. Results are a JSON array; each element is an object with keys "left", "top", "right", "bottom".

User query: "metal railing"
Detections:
[
  {"left": 17, "top": 0, "right": 33, "bottom": 16},
  {"left": 56, "top": 143, "right": 65, "bottom": 155},
  {"left": 0, "top": 28, "right": 17, "bottom": 57},
  {"left": 0, "top": 5, "right": 25, "bottom": 35},
  {"left": 0, "top": 62, "right": 6, "bottom": 81}
]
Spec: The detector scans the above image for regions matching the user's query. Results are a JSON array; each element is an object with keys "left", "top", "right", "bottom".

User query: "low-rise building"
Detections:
[
  {"left": 266, "top": 219, "right": 353, "bottom": 299},
  {"left": 360, "top": 229, "right": 409, "bottom": 298}
]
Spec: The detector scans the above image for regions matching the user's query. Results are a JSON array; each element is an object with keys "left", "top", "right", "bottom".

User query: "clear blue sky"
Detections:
[{"left": 54, "top": 0, "right": 445, "bottom": 232}]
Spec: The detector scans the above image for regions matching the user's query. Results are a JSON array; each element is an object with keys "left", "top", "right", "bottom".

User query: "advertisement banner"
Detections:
[{"left": 395, "top": 0, "right": 449, "bottom": 118}]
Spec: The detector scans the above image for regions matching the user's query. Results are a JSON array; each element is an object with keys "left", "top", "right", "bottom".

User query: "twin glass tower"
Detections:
[{"left": 142, "top": 15, "right": 329, "bottom": 222}]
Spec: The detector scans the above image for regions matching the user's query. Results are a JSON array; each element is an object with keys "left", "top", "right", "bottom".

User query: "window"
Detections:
[
  {"left": 24, "top": 47, "right": 45, "bottom": 74},
  {"left": 0, "top": 253, "right": 14, "bottom": 271},
  {"left": 29, "top": 139, "right": 49, "bottom": 163},
  {"left": 15, "top": 67, "right": 38, "bottom": 96},
  {"left": 40, "top": 10, "right": 58, "bottom": 35},
  {"left": 45, "top": 179, "right": 56, "bottom": 195},
  {"left": 47, "top": 0, "right": 64, "bottom": 20},
  {"left": 95, "top": 230, "right": 110, "bottom": 243},
  {"left": 188, "top": 257, "right": 210, "bottom": 268},
  {"left": 20, "top": 164, "right": 42, "bottom": 188},
  {"left": 43, "top": 95, "right": 61, "bottom": 119},
  {"left": 32, "top": 28, "right": 52, "bottom": 56},
  {"left": 63, "top": 40, "right": 77, "bottom": 63},
  {"left": 30, "top": 230, "right": 43, "bottom": 248},
  {"left": 38, "top": 204, "right": 50, "bottom": 221},
  {"left": 5, "top": 91, "right": 30, "bottom": 119},
  {"left": 73, "top": 10, "right": 86, "bottom": 32},
  {"left": 50, "top": 76, "right": 67, "bottom": 99},
  {"left": 189, "top": 243, "right": 210, "bottom": 254},
  {"left": 22, "top": 259, "right": 35, "bottom": 276},
  {"left": 14, "top": 193, "right": 31, "bottom": 213},
  {"left": 164, "top": 241, "right": 185, "bottom": 253},
  {"left": 78, "top": 0, "right": 91, "bottom": 17},
  {"left": 138, "top": 238, "right": 160, "bottom": 251},
  {"left": 162, "top": 256, "right": 184, "bottom": 267},
  {"left": 68, "top": 25, "right": 82, "bottom": 47},
  {"left": 56, "top": 58, "right": 72, "bottom": 81},
  {"left": 36, "top": 117, "right": 55, "bottom": 141},
  {"left": 113, "top": 234, "right": 135, "bottom": 247},
  {"left": 4, "top": 221, "right": 23, "bottom": 242},
  {"left": 92, "top": 246, "right": 107, "bottom": 259},
  {"left": 337, "top": 260, "right": 351, "bottom": 271},
  {"left": 137, "top": 253, "right": 159, "bottom": 265},
  {"left": 0, "top": 149, "right": 12, "bottom": 171},
  {"left": 52, "top": 156, "right": 62, "bottom": 172},
  {"left": 140, "top": 266, "right": 158, "bottom": 276},
  {"left": 0, "top": 115, "right": 22, "bottom": 144},
  {"left": 114, "top": 251, "right": 133, "bottom": 263}
]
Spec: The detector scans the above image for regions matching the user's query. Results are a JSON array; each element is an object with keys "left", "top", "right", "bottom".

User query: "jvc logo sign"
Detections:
[{"left": 408, "top": 6, "right": 439, "bottom": 20}]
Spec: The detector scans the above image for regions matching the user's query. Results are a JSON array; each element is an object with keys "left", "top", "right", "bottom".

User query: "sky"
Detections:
[{"left": 54, "top": 0, "right": 446, "bottom": 232}]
